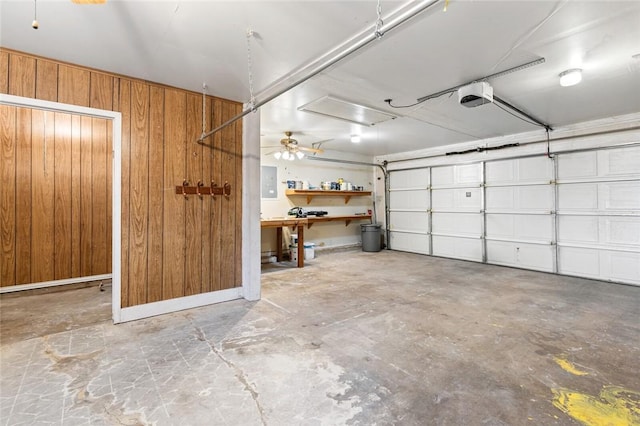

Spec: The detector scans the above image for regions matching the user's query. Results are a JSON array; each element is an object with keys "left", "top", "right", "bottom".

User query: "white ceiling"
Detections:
[{"left": 2, "top": 0, "right": 639, "bottom": 157}]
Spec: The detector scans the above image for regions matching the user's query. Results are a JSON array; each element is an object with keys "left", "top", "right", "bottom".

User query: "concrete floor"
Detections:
[{"left": 1, "top": 249, "right": 639, "bottom": 425}]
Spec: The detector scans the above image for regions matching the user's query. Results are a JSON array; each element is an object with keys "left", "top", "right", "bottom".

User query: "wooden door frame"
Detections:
[{"left": 0, "top": 94, "right": 123, "bottom": 323}]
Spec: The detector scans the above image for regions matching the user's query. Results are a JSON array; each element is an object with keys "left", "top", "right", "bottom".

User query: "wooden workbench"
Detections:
[{"left": 260, "top": 218, "right": 308, "bottom": 268}]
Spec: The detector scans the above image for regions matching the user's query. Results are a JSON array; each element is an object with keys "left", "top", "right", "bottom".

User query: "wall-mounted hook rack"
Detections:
[{"left": 175, "top": 181, "right": 232, "bottom": 198}]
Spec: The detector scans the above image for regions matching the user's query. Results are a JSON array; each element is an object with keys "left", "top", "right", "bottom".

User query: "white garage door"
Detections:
[
  {"left": 388, "top": 169, "right": 430, "bottom": 254},
  {"left": 556, "top": 146, "right": 640, "bottom": 285},
  {"left": 387, "top": 145, "right": 640, "bottom": 286},
  {"left": 431, "top": 164, "right": 483, "bottom": 262},
  {"left": 485, "top": 156, "right": 555, "bottom": 272}
]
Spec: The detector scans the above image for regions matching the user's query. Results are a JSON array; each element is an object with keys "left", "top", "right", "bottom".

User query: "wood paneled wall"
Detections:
[
  {"left": 0, "top": 48, "right": 243, "bottom": 308},
  {"left": 0, "top": 105, "right": 111, "bottom": 286}
]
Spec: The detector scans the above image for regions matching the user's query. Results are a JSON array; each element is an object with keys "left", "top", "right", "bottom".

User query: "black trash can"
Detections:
[{"left": 361, "top": 223, "right": 382, "bottom": 252}]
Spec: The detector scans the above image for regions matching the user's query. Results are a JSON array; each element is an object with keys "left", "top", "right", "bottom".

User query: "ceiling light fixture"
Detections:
[
  {"left": 273, "top": 151, "right": 282, "bottom": 160},
  {"left": 559, "top": 69, "right": 582, "bottom": 87},
  {"left": 350, "top": 135, "right": 361, "bottom": 143}
]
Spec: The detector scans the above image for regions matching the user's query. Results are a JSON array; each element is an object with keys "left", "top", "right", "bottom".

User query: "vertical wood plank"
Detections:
[
  {"left": 90, "top": 72, "right": 114, "bottom": 110},
  {"left": 147, "top": 86, "right": 164, "bottom": 303},
  {"left": 184, "top": 93, "right": 202, "bottom": 296},
  {"left": 0, "top": 105, "right": 16, "bottom": 286},
  {"left": 8, "top": 54, "right": 36, "bottom": 98},
  {"left": 210, "top": 98, "right": 223, "bottom": 292},
  {"left": 107, "top": 78, "right": 119, "bottom": 274},
  {"left": 54, "top": 112, "right": 72, "bottom": 279},
  {"left": 128, "top": 81, "right": 150, "bottom": 305},
  {"left": 58, "top": 65, "right": 90, "bottom": 107},
  {"left": 234, "top": 103, "right": 243, "bottom": 287},
  {"left": 0, "top": 50, "right": 10, "bottom": 94},
  {"left": 220, "top": 101, "right": 236, "bottom": 289},
  {"left": 79, "top": 116, "right": 93, "bottom": 277},
  {"left": 162, "top": 89, "right": 187, "bottom": 300},
  {"left": 70, "top": 114, "right": 82, "bottom": 278},
  {"left": 201, "top": 98, "right": 213, "bottom": 293},
  {"left": 15, "top": 107, "right": 32, "bottom": 285},
  {"left": 119, "top": 79, "right": 131, "bottom": 307},
  {"left": 31, "top": 110, "right": 55, "bottom": 282},
  {"left": 91, "top": 118, "right": 108, "bottom": 275},
  {"left": 35, "top": 59, "right": 58, "bottom": 102}
]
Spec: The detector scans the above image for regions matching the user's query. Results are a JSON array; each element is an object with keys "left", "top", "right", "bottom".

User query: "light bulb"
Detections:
[
  {"left": 296, "top": 151, "right": 304, "bottom": 159},
  {"left": 282, "top": 151, "right": 290, "bottom": 160},
  {"left": 288, "top": 154, "right": 294, "bottom": 161},
  {"left": 559, "top": 69, "right": 582, "bottom": 87},
  {"left": 274, "top": 151, "right": 282, "bottom": 160}
]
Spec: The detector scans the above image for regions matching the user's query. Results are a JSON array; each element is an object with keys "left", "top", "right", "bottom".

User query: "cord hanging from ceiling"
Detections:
[
  {"left": 246, "top": 29, "right": 257, "bottom": 112},
  {"left": 375, "top": 0, "right": 384, "bottom": 39},
  {"left": 201, "top": 83, "right": 207, "bottom": 141},
  {"left": 32, "top": 0, "right": 39, "bottom": 29}
]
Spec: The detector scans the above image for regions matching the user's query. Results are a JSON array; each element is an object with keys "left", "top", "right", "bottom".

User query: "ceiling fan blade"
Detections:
[
  {"left": 260, "top": 145, "right": 282, "bottom": 149},
  {"left": 298, "top": 146, "right": 324, "bottom": 154},
  {"left": 71, "top": 0, "right": 106, "bottom": 3}
]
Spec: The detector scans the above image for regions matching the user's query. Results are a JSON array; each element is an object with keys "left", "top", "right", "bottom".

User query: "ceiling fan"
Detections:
[
  {"left": 263, "top": 131, "right": 324, "bottom": 161},
  {"left": 71, "top": 0, "right": 107, "bottom": 4}
]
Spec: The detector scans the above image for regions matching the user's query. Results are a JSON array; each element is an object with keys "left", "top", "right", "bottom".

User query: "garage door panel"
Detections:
[
  {"left": 390, "top": 190, "right": 429, "bottom": 210},
  {"left": 389, "top": 211, "right": 428, "bottom": 233},
  {"left": 432, "top": 213, "right": 481, "bottom": 236},
  {"left": 559, "top": 182, "right": 640, "bottom": 211},
  {"left": 432, "top": 188, "right": 481, "bottom": 210},
  {"left": 389, "top": 232, "right": 429, "bottom": 254},
  {"left": 486, "top": 186, "right": 553, "bottom": 211},
  {"left": 558, "top": 216, "right": 599, "bottom": 244},
  {"left": 600, "top": 146, "right": 640, "bottom": 177},
  {"left": 605, "top": 217, "right": 640, "bottom": 247},
  {"left": 557, "top": 152, "right": 598, "bottom": 179},
  {"left": 558, "top": 146, "right": 640, "bottom": 180},
  {"left": 609, "top": 252, "right": 640, "bottom": 284},
  {"left": 559, "top": 247, "right": 640, "bottom": 285},
  {"left": 432, "top": 164, "right": 480, "bottom": 186},
  {"left": 559, "top": 247, "right": 601, "bottom": 277},
  {"left": 432, "top": 236, "right": 482, "bottom": 261},
  {"left": 390, "top": 169, "right": 429, "bottom": 189},
  {"left": 604, "top": 182, "right": 640, "bottom": 210},
  {"left": 486, "top": 214, "right": 553, "bottom": 242},
  {"left": 558, "top": 184, "right": 598, "bottom": 210},
  {"left": 559, "top": 216, "right": 640, "bottom": 247},
  {"left": 486, "top": 157, "right": 553, "bottom": 184},
  {"left": 487, "top": 241, "right": 553, "bottom": 272}
]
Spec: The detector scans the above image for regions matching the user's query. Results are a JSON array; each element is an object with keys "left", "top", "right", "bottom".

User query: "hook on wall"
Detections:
[{"left": 182, "top": 180, "right": 189, "bottom": 199}]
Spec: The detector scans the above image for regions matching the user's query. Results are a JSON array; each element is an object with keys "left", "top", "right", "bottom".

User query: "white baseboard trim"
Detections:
[
  {"left": 117, "top": 287, "right": 244, "bottom": 324},
  {"left": 0, "top": 274, "right": 113, "bottom": 294}
]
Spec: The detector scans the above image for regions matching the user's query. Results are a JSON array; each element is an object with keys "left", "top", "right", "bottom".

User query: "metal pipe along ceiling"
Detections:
[{"left": 197, "top": 0, "right": 442, "bottom": 145}]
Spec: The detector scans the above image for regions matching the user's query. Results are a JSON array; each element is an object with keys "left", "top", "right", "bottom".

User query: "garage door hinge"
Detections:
[
  {"left": 550, "top": 210, "right": 556, "bottom": 215},
  {"left": 549, "top": 179, "right": 556, "bottom": 184}
]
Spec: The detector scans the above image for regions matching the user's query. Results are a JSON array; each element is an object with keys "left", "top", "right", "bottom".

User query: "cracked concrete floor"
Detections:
[{"left": 1, "top": 249, "right": 639, "bottom": 425}]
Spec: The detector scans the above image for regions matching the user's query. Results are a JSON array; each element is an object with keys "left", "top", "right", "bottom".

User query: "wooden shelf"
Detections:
[
  {"left": 285, "top": 189, "right": 372, "bottom": 204},
  {"left": 306, "top": 215, "right": 372, "bottom": 229}
]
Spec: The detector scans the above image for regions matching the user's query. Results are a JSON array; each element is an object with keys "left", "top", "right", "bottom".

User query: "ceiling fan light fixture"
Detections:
[
  {"left": 288, "top": 154, "right": 295, "bottom": 161},
  {"left": 274, "top": 151, "right": 282, "bottom": 160},
  {"left": 282, "top": 151, "right": 290, "bottom": 160},
  {"left": 296, "top": 151, "right": 305, "bottom": 159},
  {"left": 559, "top": 68, "right": 582, "bottom": 87}
]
